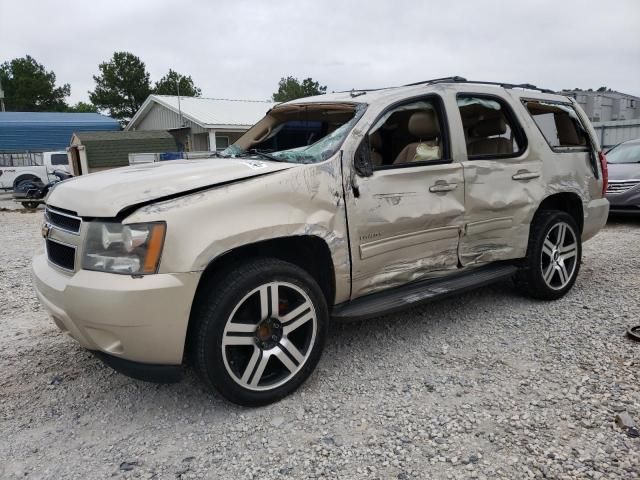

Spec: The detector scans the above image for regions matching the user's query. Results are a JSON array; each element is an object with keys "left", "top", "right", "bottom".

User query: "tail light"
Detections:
[{"left": 598, "top": 151, "right": 608, "bottom": 196}]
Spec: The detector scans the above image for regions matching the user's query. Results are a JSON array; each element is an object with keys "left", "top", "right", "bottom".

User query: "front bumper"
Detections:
[
  {"left": 92, "top": 351, "right": 183, "bottom": 383},
  {"left": 606, "top": 186, "right": 640, "bottom": 214},
  {"left": 32, "top": 253, "right": 201, "bottom": 366}
]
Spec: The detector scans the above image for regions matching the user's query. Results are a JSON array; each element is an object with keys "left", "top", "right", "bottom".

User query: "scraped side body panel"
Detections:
[
  {"left": 340, "top": 85, "right": 606, "bottom": 300},
  {"left": 459, "top": 158, "right": 544, "bottom": 265},
  {"left": 347, "top": 163, "right": 465, "bottom": 297}
]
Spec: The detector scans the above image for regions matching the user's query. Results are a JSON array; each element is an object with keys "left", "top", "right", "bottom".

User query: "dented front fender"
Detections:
[{"left": 125, "top": 155, "right": 353, "bottom": 303}]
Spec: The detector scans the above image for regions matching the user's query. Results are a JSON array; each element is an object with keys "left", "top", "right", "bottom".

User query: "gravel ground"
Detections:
[{"left": 1, "top": 197, "right": 639, "bottom": 479}]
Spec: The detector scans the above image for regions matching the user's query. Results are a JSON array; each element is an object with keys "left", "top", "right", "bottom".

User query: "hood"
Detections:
[
  {"left": 607, "top": 162, "right": 640, "bottom": 181},
  {"left": 47, "top": 158, "right": 296, "bottom": 217}
]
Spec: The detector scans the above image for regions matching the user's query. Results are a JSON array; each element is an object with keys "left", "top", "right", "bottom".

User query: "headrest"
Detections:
[
  {"left": 408, "top": 110, "right": 439, "bottom": 139},
  {"left": 472, "top": 117, "right": 506, "bottom": 137},
  {"left": 370, "top": 131, "right": 383, "bottom": 149}
]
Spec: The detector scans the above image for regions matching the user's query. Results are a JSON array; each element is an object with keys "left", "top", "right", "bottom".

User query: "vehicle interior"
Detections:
[
  {"left": 368, "top": 101, "right": 444, "bottom": 168},
  {"left": 366, "top": 96, "right": 525, "bottom": 168},
  {"left": 524, "top": 101, "right": 588, "bottom": 148},
  {"left": 231, "top": 103, "right": 359, "bottom": 154},
  {"left": 457, "top": 97, "right": 520, "bottom": 157}
]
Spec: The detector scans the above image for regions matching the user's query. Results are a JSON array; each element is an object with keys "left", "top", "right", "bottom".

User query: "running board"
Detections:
[{"left": 332, "top": 264, "right": 518, "bottom": 321}]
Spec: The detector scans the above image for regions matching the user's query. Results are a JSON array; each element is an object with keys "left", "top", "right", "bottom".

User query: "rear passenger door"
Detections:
[{"left": 455, "top": 93, "right": 544, "bottom": 266}]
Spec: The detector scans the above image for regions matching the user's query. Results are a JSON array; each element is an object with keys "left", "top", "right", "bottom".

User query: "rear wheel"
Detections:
[
  {"left": 14, "top": 177, "right": 38, "bottom": 192},
  {"left": 22, "top": 201, "right": 39, "bottom": 209},
  {"left": 516, "top": 210, "right": 581, "bottom": 300},
  {"left": 192, "top": 258, "right": 328, "bottom": 406}
]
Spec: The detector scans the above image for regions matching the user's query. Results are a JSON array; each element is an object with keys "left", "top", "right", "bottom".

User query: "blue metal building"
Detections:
[{"left": 0, "top": 112, "right": 120, "bottom": 153}]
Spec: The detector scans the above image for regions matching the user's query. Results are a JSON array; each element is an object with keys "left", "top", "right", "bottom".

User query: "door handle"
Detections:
[
  {"left": 512, "top": 171, "right": 540, "bottom": 181},
  {"left": 429, "top": 182, "right": 457, "bottom": 193}
]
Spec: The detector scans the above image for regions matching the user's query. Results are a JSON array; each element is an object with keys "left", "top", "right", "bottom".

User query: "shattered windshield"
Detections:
[{"left": 222, "top": 103, "right": 366, "bottom": 164}]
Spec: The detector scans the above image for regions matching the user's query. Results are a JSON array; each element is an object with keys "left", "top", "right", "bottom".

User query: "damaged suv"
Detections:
[{"left": 32, "top": 77, "right": 609, "bottom": 406}]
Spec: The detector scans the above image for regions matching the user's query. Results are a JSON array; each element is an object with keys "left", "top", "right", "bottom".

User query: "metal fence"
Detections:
[
  {"left": 593, "top": 120, "right": 640, "bottom": 149},
  {"left": 0, "top": 152, "right": 44, "bottom": 167}
]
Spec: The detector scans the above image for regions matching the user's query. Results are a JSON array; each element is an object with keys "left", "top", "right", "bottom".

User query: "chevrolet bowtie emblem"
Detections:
[{"left": 41, "top": 223, "right": 51, "bottom": 239}]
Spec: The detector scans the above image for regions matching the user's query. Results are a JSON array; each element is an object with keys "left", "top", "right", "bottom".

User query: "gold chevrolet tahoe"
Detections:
[{"left": 32, "top": 78, "right": 609, "bottom": 406}]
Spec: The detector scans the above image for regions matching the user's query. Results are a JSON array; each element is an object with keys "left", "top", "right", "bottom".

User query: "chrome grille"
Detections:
[
  {"left": 46, "top": 238, "right": 76, "bottom": 271},
  {"left": 606, "top": 180, "right": 640, "bottom": 195},
  {"left": 45, "top": 206, "right": 81, "bottom": 234}
]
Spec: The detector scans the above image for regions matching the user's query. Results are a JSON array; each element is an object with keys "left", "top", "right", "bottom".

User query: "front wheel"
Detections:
[
  {"left": 192, "top": 258, "right": 328, "bottom": 406},
  {"left": 516, "top": 210, "right": 582, "bottom": 300}
]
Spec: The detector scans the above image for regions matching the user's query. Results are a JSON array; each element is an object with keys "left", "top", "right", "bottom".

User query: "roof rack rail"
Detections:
[
  {"left": 404, "top": 76, "right": 555, "bottom": 94},
  {"left": 461, "top": 80, "right": 556, "bottom": 94},
  {"left": 404, "top": 76, "right": 468, "bottom": 87}
]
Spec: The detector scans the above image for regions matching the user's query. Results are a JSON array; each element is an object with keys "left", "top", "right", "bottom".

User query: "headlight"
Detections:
[{"left": 82, "top": 221, "right": 166, "bottom": 274}]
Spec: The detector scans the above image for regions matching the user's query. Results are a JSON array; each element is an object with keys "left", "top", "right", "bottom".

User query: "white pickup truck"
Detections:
[{"left": 0, "top": 151, "right": 71, "bottom": 191}]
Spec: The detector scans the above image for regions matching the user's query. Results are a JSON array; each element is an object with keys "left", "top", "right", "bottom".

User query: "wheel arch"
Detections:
[
  {"left": 534, "top": 192, "right": 584, "bottom": 234},
  {"left": 184, "top": 235, "right": 336, "bottom": 361},
  {"left": 197, "top": 235, "right": 336, "bottom": 305},
  {"left": 13, "top": 174, "right": 41, "bottom": 189}
]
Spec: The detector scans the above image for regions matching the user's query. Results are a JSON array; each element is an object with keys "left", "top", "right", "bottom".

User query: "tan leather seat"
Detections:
[
  {"left": 467, "top": 117, "right": 513, "bottom": 155},
  {"left": 370, "top": 131, "right": 384, "bottom": 167},
  {"left": 393, "top": 111, "right": 441, "bottom": 164},
  {"left": 555, "top": 114, "right": 583, "bottom": 146}
]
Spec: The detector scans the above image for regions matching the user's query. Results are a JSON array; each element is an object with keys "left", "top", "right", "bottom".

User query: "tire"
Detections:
[
  {"left": 192, "top": 258, "right": 328, "bottom": 406},
  {"left": 22, "top": 201, "right": 39, "bottom": 209},
  {"left": 516, "top": 210, "right": 582, "bottom": 300},
  {"left": 14, "top": 177, "right": 38, "bottom": 192}
]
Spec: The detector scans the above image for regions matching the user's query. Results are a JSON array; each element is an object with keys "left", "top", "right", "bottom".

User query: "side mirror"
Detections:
[{"left": 354, "top": 136, "right": 373, "bottom": 177}]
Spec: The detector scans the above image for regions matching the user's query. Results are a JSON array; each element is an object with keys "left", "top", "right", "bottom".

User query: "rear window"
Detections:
[
  {"left": 524, "top": 101, "right": 589, "bottom": 149},
  {"left": 50, "top": 154, "right": 68, "bottom": 165}
]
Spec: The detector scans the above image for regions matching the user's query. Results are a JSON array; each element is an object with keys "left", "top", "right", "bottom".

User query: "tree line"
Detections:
[
  {"left": 0, "top": 53, "right": 327, "bottom": 124},
  {"left": 0, "top": 53, "right": 200, "bottom": 123}
]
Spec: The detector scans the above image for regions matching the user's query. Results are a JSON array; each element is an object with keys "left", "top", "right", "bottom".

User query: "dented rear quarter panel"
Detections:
[
  {"left": 453, "top": 88, "right": 601, "bottom": 266},
  {"left": 510, "top": 91, "right": 603, "bottom": 220}
]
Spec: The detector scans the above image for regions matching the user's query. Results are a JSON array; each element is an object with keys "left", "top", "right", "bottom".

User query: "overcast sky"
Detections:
[{"left": 2, "top": 0, "right": 639, "bottom": 104}]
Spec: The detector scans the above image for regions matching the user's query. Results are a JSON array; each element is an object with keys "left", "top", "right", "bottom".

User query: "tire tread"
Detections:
[
  {"left": 191, "top": 257, "right": 327, "bottom": 406},
  {"left": 515, "top": 210, "right": 581, "bottom": 300}
]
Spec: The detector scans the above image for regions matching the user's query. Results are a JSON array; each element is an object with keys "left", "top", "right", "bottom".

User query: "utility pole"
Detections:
[{"left": 176, "top": 76, "right": 183, "bottom": 127}]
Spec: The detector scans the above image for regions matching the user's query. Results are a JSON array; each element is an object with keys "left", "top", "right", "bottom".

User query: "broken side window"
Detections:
[
  {"left": 366, "top": 98, "right": 449, "bottom": 169},
  {"left": 524, "top": 101, "right": 589, "bottom": 150},
  {"left": 457, "top": 95, "right": 525, "bottom": 159}
]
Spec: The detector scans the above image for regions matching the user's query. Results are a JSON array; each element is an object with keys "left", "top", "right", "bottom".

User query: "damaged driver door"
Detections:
[{"left": 346, "top": 96, "right": 465, "bottom": 299}]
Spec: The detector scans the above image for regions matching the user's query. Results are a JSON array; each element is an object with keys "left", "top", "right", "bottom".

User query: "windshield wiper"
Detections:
[{"left": 245, "top": 149, "right": 286, "bottom": 163}]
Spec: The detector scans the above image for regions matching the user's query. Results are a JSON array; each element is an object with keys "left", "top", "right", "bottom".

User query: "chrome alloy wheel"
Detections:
[
  {"left": 540, "top": 221, "right": 578, "bottom": 290},
  {"left": 221, "top": 281, "right": 317, "bottom": 391}
]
